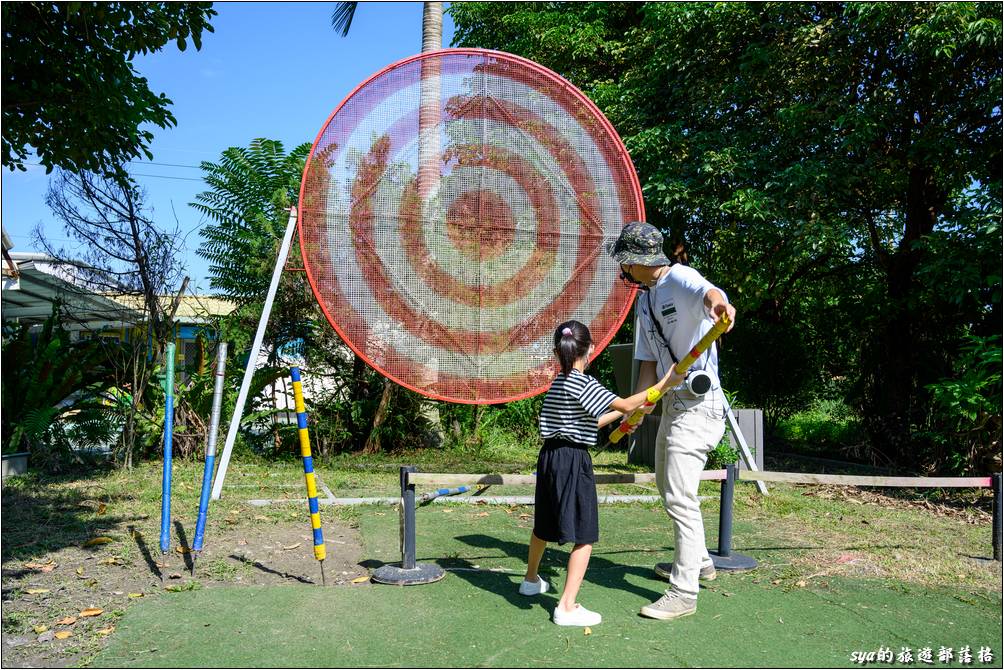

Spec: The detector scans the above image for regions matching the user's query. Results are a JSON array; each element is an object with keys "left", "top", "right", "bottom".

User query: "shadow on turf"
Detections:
[
  {"left": 229, "top": 554, "right": 313, "bottom": 582},
  {"left": 446, "top": 534, "right": 668, "bottom": 605},
  {"left": 128, "top": 524, "right": 163, "bottom": 580}
]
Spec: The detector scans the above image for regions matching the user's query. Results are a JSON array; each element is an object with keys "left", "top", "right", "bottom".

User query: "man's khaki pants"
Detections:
[{"left": 654, "top": 387, "right": 727, "bottom": 599}]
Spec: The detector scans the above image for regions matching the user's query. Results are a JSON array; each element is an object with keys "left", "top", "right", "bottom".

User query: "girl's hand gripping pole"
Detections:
[{"left": 609, "top": 386, "right": 663, "bottom": 444}]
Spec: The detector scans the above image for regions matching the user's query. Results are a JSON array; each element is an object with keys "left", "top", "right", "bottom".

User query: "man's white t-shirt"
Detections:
[{"left": 633, "top": 264, "right": 728, "bottom": 389}]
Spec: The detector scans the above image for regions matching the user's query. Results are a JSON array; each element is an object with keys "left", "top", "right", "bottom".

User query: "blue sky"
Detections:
[{"left": 1, "top": 2, "right": 457, "bottom": 292}]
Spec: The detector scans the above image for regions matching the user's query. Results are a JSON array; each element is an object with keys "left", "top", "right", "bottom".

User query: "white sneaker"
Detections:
[
  {"left": 553, "top": 603, "right": 602, "bottom": 626},
  {"left": 518, "top": 576, "right": 549, "bottom": 595}
]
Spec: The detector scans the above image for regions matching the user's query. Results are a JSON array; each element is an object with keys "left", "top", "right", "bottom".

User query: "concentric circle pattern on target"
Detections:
[{"left": 298, "top": 49, "right": 643, "bottom": 404}]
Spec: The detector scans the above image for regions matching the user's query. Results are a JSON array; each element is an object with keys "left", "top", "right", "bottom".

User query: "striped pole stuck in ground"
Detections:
[
  {"left": 191, "top": 342, "right": 228, "bottom": 575},
  {"left": 290, "top": 367, "right": 326, "bottom": 586},
  {"left": 160, "top": 342, "right": 177, "bottom": 561}
]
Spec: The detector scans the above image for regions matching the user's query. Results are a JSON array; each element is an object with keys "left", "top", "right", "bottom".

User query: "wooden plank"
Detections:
[
  {"left": 738, "top": 471, "right": 993, "bottom": 488},
  {"left": 409, "top": 470, "right": 727, "bottom": 488}
]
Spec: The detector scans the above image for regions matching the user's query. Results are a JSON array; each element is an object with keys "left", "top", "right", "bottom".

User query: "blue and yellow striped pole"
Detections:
[{"left": 290, "top": 367, "right": 326, "bottom": 586}]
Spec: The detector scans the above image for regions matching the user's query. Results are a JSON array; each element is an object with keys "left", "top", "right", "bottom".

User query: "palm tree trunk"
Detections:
[{"left": 366, "top": 1, "right": 444, "bottom": 453}]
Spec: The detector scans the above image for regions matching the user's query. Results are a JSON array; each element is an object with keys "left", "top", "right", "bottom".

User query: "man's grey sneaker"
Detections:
[
  {"left": 640, "top": 590, "right": 697, "bottom": 620},
  {"left": 654, "top": 562, "right": 717, "bottom": 582},
  {"left": 518, "top": 576, "right": 549, "bottom": 596}
]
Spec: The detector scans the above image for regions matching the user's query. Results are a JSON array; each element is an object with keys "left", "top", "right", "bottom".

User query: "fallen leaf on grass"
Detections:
[
  {"left": 54, "top": 631, "right": 73, "bottom": 640},
  {"left": 128, "top": 593, "right": 144, "bottom": 599},
  {"left": 175, "top": 546, "right": 191, "bottom": 554},
  {"left": 779, "top": 617, "right": 784, "bottom": 624},
  {"left": 25, "top": 588, "right": 50, "bottom": 594},
  {"left": 83, "top": 537, "right": 115, "bottom": 547},
  {"left": 475, "top": 512, "right": 489, "bottom": 517},
  {"left": 228, "top": 508, "right": 241, "bottom": 515},
  {"left": 33, "top": 625, "right": 48, "bottom": 634},
  {"left": 584, "top": 627, "right": 592, "bottom": 636},
  {"left": 96, "top": 626, "right": 115, "bottom": 636},
  {"left": 169, "top": 573, "right": 182, "bottom": 579},
  {"left": 99, "top": 557, "right": 124, "bottom": 565},
  {"left": 237, "top": 538, "right": 248, "bottom": 546},
  {"left": 76, "top": 567, "right": 85, "bottom": 576},
  {"left": 80, "top": 608, "right": 103, "bottom": 617},
  {"left": 281, "top": 542, "right": 302, "bottom": 551},
  {"left": 55, "top": 616, "right": 77, "bottom": 626},
  {"left": 253, "top": 515, "right": 268, "bottom": 521},
  {"left": 350, "top": 576, "right": 369, "bottom": 584},
  {"left": 771, "top": 579, "right": 781, "bottom": 585},
  {"left": 796, "top": 580, "right": 807, "bottom": 588},
  {"left": 25, "top": 561, "right": 57, "bottom": 572}
]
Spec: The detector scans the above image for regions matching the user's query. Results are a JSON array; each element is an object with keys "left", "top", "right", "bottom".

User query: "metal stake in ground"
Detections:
[
  {"left": 191, "top": 342, "right": 228, "bottom": 576},
  {"left": 372, "top": 467, "right": 446, "bottom": 585},
  {"left": 159, "top": 342, "right": 177, "bottom": 578},
  {"left": 290, "top": 367, "right": 327, "bottom": 586}
]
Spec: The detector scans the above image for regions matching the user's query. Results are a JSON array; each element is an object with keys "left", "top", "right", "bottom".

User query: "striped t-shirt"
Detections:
[{"left": 539, "top": 369, "right": 618, "bottom": 446}]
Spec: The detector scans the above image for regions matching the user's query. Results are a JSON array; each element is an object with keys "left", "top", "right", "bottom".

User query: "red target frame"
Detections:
[{"left": 298, "top": 48, "right": 643, "bottom": 404}]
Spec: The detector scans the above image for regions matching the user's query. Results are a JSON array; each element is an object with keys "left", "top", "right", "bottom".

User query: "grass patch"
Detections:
[
  {"left": 93, "top": 498, "right": 1002, "bottom": 668},
  {"left": 775, "top": 398, "right": 865, "bottom": 457}
]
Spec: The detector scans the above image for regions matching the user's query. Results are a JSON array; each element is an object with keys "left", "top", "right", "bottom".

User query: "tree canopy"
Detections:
[
  {"left": 450, "top": 1, "right": 1002, "bottom": 472},
  {"left": 2, "top": 2, "right": 216, "bottom": 176}
]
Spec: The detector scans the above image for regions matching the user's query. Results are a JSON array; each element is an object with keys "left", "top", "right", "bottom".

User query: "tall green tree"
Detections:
[
  {"left": 450, "top": 2, "right": 1002, "bottom": 472},
  {"left": 2, "top": 2, "right": 216, "bottom": 176},
  {"left": 194, "top": 138, "right": 310, "bottom": 306}
]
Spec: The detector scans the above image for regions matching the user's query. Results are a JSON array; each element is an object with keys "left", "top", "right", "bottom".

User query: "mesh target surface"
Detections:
[{"left": 298, "top": 49, "right": 643, "bottom": 404}]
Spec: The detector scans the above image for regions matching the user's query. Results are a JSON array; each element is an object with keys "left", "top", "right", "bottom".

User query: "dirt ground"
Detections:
[{"left": 1, "top": 515, "right": 368, "bottom": 668}]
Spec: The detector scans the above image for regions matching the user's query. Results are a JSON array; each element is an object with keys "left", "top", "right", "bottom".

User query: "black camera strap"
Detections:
[
  {"left": 643, "top": 288, "right": 715, "bottom": 370},
  {"left": 644, "top": 289, "right": 680, "bottom": 365}
]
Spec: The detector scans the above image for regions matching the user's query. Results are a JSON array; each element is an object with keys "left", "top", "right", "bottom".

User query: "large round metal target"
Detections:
[{"left": 298, "top": 49, "right": 643, "bottom": 404}]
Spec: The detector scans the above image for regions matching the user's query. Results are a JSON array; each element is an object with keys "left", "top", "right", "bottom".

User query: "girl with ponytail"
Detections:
[{"left": 518, "top": 320, "right": 684, "bottom": 626}]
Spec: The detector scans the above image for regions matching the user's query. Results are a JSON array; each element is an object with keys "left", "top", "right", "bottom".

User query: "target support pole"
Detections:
[
  {"left": 191, "top": 342, "right": 228, "bottom": 575},
  {"left": 210, "top": 206, "right": 298, "bottom": 500}
]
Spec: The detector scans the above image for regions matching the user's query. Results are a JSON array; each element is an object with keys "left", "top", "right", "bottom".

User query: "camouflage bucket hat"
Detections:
[{"left": 608, "top": 221, "right": 671, "bottom": 267}]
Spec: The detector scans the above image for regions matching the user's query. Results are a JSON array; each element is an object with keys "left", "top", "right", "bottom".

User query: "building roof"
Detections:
[
  {"left": 2, "top": 254, "right": 143, "bottom": 325},
  {"left": 107, "top": 294, "right": 236, "bottom": 321},
  {"left": 2, "top": 251, "right": 235, "bottom": 326}
]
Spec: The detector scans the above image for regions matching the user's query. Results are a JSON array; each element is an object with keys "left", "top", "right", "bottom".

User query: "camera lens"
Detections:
[{"left": 686, "top": 371, "right": 712, "bottom": 395}]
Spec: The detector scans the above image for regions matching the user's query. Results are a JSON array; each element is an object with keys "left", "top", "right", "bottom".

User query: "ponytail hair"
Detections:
[{"left": 553, "top": 320, "right": 592, "bottom": 376}]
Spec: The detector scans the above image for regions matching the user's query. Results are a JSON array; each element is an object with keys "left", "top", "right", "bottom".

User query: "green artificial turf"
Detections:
[{"left": 96, "top": 503, "right": 1002, "bottom": 668}]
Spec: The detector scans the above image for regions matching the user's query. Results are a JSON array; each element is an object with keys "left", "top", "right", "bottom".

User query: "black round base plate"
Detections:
[
  {"left": 710, "top": 551, "right": 758, "bottom": 571},
  {"left": 371, "top": 562, "right": 446, "bottom": 585}
]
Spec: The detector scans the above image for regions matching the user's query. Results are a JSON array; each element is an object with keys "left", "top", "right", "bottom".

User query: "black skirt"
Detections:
[{"left": 533, "top": 437, "right": 599, "bottom": 545}]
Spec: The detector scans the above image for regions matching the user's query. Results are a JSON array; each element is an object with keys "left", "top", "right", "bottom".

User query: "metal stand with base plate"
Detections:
[{"left": 372, "top": 466, "right": 447, "bottom": 585}]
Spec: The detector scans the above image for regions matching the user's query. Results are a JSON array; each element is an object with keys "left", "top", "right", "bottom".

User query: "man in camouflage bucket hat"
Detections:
[
  {"left": 609, "top": 221, "right": 737, "bottom": 622},
  {"left": 608, "top": 221, "right": 673, "bottom": 267}
]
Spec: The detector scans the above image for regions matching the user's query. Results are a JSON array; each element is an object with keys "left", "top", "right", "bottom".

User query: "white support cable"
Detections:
[{"left": 210, "top": 206, "right": 298, "bottom": 500}]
